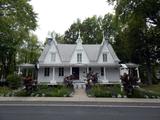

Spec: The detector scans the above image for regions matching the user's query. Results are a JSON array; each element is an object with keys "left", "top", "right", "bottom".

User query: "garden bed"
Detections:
[
  {"left": 0, "top": 86, "right": 13, "bottom": 96},
  {"left": 131, "top": 87, "right": 160, "bottom": 98},
  {"left": 87, "top": 84, "right": 160, "bottom": 98},
  {"left": 87, "top": 84, "right": 125, "bottom": 98},
  {"left": 140, "top": 83, "right": 160, "bottom": 93},
  {"left": 14, "top": 85, "right": 73, "bottom": 97}
]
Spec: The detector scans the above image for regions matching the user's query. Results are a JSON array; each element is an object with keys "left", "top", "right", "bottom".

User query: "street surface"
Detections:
[{"left": 0, "top": 102, "right": 160, "bottom": 120}]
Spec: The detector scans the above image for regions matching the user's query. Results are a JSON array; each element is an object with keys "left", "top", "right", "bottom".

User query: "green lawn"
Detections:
[
  {"left": 141, "top": 84, "right": 160, "bottom": 93},
  {"left": 130, "top": 84, "right": 160, "bottom": 98}
]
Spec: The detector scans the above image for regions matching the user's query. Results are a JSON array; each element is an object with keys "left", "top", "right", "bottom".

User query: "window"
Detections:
[
  {"left": 51, "top": 52, "right": 56, "bottom": 62},
  {"left": 89, "top": 67, "right": 91, "bottom": 72},
  {"left": 103, "top": 53, "right": 107, "bottom": 62},
  {"left": 77, "top": 53, "right": 82, "bottom": 63},
  {"left": 101, "top": 67, "right": 104, "bottom": 76},
  {"left": 59, "top": 67, "right": 64, "bottom": 76},
  {"left": 44, "top": 68, "right": 50, "bottom": 76}
]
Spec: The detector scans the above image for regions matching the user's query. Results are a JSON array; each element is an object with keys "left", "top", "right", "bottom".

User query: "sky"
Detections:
[{"left": 30, "top": 0, "right": 114, "bottom": 42}]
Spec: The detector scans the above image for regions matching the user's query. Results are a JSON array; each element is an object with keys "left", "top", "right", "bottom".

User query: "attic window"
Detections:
[
  {"left": 103, "top": 53, "right": 107, "bottom": 62},
  {"left": 51, "top": 52, "right": 56, "bottom": 62},
  {"left": 77, "top": 53, "right": 82, "bottom": 63}
]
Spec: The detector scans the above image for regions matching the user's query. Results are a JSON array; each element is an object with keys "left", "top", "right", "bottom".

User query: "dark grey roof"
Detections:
[
  {"left": 83, "top": 45, "right": 101, "bottom": 61},
  {"left": 39, "top": 44, "right": 51, "bottom": 63},
  {"left": 38, "top": 40, "right": 120, "bottom": 63},
  {"left": 107, "top": 44, "right": 120, "bottom": 62},
  {"left": 57, "top": 44, "right": 76, "bottom": 62}
]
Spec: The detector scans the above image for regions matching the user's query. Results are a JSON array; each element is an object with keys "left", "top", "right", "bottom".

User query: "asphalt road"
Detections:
[{"left": 0, "top": 103, "right": 160, "bottom": 120}]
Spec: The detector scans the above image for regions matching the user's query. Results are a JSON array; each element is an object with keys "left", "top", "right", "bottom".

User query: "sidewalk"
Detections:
[{"left": 0, "top": 97, "right": 160, "bottom": 103}]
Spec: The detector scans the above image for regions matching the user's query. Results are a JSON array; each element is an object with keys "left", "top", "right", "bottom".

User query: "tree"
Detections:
[
  {"left": 17, "top": 33, "right": 42, "bottom": 64},
  {"left": 64, "top": 15, "right": 116, "bottom": 44},
  {"left": 107, "top": 0, "right": 160, "bottom": 84},
  {"left": 50, "top": 31, "right": 64, "bottom": 44},
  {"left": 0, "top": 0, "right": 37, "bottom": 78},
  {"left": 64, "top": 19, "right": 81, "bottom": 44},
  {"left": 102, "top": 14, "right": 118, "bottom": 43},
  {"left": 81, "top": 16, "right": 103, "bottom": 44}
]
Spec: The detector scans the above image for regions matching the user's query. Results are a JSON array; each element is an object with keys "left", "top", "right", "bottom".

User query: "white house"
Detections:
[{"left": 36, "top": 34, "right": 121, "bottom": 85}]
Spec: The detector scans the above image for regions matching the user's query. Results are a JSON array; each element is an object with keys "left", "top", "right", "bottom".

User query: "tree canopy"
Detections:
[
  {"left": 17, "top": 33, "right": 42, "bottom": 64},
  {"left": 107, "top": 0, "right": 160, "bottom": 84},
  {"left": 63, "top": 15, "right": 116, "bottom": 44},
  {"left": 0, "top": 0, "right": 37, "bottom": 78}
]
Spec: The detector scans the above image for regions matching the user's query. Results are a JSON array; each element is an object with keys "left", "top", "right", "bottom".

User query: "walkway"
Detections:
[{"left": 73, "top": 88, "right": 88, "bottom": 99}]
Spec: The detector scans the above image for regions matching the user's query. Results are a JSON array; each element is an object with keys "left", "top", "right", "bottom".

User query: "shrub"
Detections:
[
  {"left": 6, "top": 74, "right": 22, "bottom": 89},
  {"left": 14, "top": 89, "right": 30, "bottom": 97},
  {"left": 87, "top": 84, "right": 124, "bottom": 97},
  {"left": 12, "top": 85, "right": 73, "bottom": 97},
  {"left": 0, "top": 87, "right": 12, "bottom": 96},
  {"left": 32, "top": 85, "right": 72, "bottom": 97},
  {"left": 88, "top": 85, "right": 112, "bottom": 97},
  {"left": 109, "top": 84, "right": 124, "bottom": 97},
  {"left": 44, "top": 86, "right": 71, "bottom": 97}
]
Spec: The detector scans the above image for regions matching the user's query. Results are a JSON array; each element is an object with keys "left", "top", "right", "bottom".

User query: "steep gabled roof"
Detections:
[
  {"left": 39, "top": 40, "right": 120, "bottom": 63},
  {"left": 57, "top": 44, "right": 76, "bottom": 62},
  {"left": 83, "top": 45, "right": 101, "bottom": 62},
  {"left": 38, "top": 44, "right": 51, "bottom": 63},
  {"left": 96, "top": 40, "right": 120, "bottom": 62},
  {"left": 107, "top": 44, "right": 120, "bottom": 62}
]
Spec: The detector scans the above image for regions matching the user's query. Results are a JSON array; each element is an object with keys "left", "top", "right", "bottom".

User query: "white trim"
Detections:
[
  {"left": 53, "top": 67, "right": 55, "bottom": 80},
  {"left": 70, "top": 67, "right": 72, "bottom": 75},
  {"left": 87, "top": 67, "right": 89, "bottom": 73},
  {"left": 50, "top": 67, "right": 56, "bottom": 84}
]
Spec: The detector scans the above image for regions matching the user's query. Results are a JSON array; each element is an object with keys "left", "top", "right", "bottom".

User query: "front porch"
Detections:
[
  {"left": 18, "top": 63, "right": 121, "bottom": 86},
  {"left": 37, "top": 63, "right": 121, "bottom": 85}
]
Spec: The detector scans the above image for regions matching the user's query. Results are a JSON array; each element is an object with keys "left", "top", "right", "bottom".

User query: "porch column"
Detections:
[
  {"left": 87, "top": 67, "right": 89, "bottom": 73},
  {"left": 70, "top": 67, "right": 72, "bottom": 75},
  {"left": 53, "top": 67, "right": 55, "bottom": 81},
  {"left": 136, "top": 67, "right": 141, "bottom": 82},
  {"left": 104, "top": 67, "right": 107, "bottom": 82},
  {"left": 18, "top": 66, "right": 21, "bottom": 75}
]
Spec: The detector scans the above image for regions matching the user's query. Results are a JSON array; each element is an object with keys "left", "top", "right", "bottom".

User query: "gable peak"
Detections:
[
  {"left": 76, "top": 30, "right": 82, "bottom": 44},
  {"left": 47, "top": 32, "right": 57, "bottom": 45},
  {"left": 101, "top": 31, "right": 109, "bottom": 45}
]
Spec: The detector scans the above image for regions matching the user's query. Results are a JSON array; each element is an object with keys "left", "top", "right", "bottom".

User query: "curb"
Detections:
[{"left": 0, "top": 97, "right": 160, "bottom": 103}]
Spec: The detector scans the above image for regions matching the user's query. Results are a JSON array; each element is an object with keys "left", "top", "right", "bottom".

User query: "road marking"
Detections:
[{"left": 0, "top": 104, "right": 160, "bottom": 108}]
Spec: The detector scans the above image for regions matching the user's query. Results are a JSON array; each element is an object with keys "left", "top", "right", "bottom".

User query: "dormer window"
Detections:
[
  {"left": 77, "top": 53, "right": 82, "bottom": 63},
  {"left": 103, "top": 53, "right": 107, "bottom": 62},
  {"left": 51, "top": 52, "right": 56, "bottom": 62}
]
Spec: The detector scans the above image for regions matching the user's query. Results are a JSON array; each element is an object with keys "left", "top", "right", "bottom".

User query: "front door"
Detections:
[{"left": 72, "top": 67, "right": 79, "bottom": 80}]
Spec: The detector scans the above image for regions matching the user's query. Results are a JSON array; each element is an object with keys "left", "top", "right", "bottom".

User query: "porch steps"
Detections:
[
  {"left": 73, "top": 88, "right": 88, "bottom": 98},
  {"left": 73, "top": 80, "right": 86, "bottom": 89}
]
